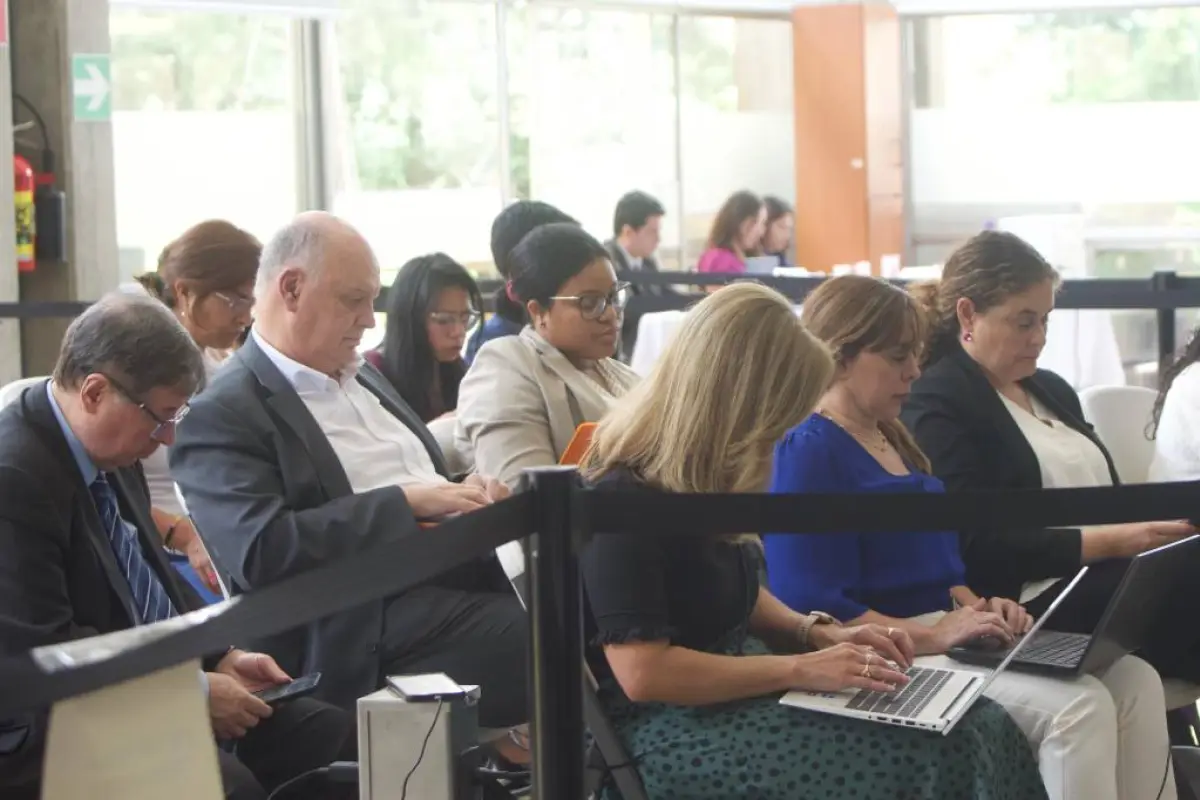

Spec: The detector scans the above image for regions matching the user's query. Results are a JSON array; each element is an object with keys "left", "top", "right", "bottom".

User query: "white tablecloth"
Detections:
[{"left": 630, "top": 307, "right": 1126, "bottom": 390}]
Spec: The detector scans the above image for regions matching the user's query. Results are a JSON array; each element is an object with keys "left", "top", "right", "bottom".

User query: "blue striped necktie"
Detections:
[{"left": 90, "top": 473, "right": 177, "bottom": 625}]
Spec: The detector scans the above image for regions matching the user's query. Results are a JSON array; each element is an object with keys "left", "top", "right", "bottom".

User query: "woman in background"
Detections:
[
  {"left": 760, "top": 196, "right": 794, "bottom": 267},
  {"left": 581, "top": 282, "right": 1046, "bottom": 800},
  {"left": 769, "top": 274, "right": 1174, "bottom": 800},
  {"left": 695, "top": 190, "right": 766, "bottom": 281},
  {"left": 1149, "top": 327, "right": 1200, "bottom": 481},
  {"left": 367, "top": 253, "right": 481, "bottom": 424},
  {"left": 457, "top": 223, "right": 640, "bottom": 489},
  {"left": 134, "top": 219, "right": 259, "bottom": 598}
]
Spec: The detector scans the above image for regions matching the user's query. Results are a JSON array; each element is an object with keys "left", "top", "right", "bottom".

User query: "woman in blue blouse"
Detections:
[{"left": 766, "top": 275, "right": 1174, "bottom": 800}]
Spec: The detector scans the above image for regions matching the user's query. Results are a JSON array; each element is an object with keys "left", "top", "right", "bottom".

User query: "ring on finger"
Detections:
[
  {"left": 887, "top": 627, "right": 896, "bottom": 637},
  {"left": 861, "top": 664, "right": 871, "bottom": 679}
]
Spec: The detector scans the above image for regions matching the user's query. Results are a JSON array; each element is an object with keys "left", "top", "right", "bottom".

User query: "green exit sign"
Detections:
[{"left": 72, "top": 53, "right": 111, "bottom": 122}]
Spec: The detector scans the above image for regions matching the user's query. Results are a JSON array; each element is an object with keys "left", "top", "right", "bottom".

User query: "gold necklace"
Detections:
[{"left": 818, "top": 408, "right": 890, "bottom": 454}]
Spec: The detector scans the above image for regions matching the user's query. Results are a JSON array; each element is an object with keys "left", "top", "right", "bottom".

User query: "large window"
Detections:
[
  {"left": 328, "top": 0, "right": 503, "bottom": 282},
  {"left": 506, "top": 6, "right": 682, "bottom": 266},
  {"left": 111, "top": 2, "right": 796, "bottom": 284},
  {"left": 111, "top": 10, "right": 299, "bottom": 281},
  {"left": 677, "top": 16, "right": 794, "bottom": 265},
  {"left": 910, "top": 8, "right": 1200, "bottom": 265},
  {"left": 909, "top": 8, "right": 1200, "bottom": 383}
]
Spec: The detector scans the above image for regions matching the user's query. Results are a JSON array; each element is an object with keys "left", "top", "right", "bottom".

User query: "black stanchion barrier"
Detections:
[
  {"left": 526, "top": 467, "right": 587, "bottom": 800},
  {"left": 4, "top": 474, "right": 1200, "bottom": 798},
  {"left": 7, "top": 269, "right": 1200, "bottom": 366},
  {"left": 521, "top": 477, "right": 1200, "bottom": 797}
]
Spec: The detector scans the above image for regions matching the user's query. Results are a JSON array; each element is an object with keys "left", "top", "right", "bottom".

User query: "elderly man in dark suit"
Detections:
[
  {"left": 169, "top": 212, "right": 528, "bottom": 748},
  {"left": 0, "top": 292, "right": 354, "bottom": 800}
]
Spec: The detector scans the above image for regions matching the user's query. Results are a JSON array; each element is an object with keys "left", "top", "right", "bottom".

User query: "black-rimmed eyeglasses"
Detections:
[{"left": 549, "top": 282, "right": 631, "bottom": 321}]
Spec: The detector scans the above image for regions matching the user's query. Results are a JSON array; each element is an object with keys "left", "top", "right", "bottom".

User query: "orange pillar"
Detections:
[{"left": 792, "top": 3, "right": 904, "bottom": 273}]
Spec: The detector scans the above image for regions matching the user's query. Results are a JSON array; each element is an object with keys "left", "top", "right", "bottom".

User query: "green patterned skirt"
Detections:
[{"left": 598, "top": 637, "right": 1046, "bottom": 800}]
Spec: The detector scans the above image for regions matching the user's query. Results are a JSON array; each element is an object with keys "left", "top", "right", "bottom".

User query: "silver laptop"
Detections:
[
  {"left": 779, "top": 567, "right": 1088, "bottom": 735},
  {"left": 744, "top": 256, "right": 779, "bottom": 275}
]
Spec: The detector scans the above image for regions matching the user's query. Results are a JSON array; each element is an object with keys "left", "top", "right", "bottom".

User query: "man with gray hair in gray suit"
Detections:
[{"left": 171, "top": 212, "right": 528, "bottom": 749}]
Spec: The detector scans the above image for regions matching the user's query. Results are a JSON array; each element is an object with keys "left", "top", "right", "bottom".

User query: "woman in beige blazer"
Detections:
[{"left": 457, "top": 223, "right": 641, "bottom": 488}]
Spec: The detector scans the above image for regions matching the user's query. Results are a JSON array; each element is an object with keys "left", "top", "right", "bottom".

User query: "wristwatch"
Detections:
[{"left": 797, "top": 610, "right": 840, "bottom": 651}]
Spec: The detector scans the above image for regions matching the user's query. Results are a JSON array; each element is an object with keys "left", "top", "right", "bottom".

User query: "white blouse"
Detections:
[
  {"left": 1148, "top": 363, "right": 1200, "bottom": 482},
  {"left": 998, "top": 391, "right": 1112, "bottom": 601},
  {"left": 142, "top": 348, "right": 227, "bottom": 517}
]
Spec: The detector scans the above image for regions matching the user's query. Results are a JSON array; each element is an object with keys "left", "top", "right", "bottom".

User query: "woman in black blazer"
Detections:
[{"left": 900, "top": 230, "right": 1200, "bottom": 682}]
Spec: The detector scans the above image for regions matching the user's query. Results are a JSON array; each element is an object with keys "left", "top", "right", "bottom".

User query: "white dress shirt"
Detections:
[
  {"left": 143, "top": 348, "right": 227, "bottom": 517},
  {"left": 618, "top": 241, "right": 643, "bottom": 271},
  {"left": 252, "top": 330, "right": 448, "bottom": 493}
]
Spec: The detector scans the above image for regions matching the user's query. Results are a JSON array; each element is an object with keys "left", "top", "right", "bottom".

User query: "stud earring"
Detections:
[{"left": 963, "top": 331, "right": 973, "bottom": 343}]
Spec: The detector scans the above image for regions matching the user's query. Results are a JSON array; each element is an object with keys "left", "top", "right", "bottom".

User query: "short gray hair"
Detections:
[
  {"left": 53, "top": 292, "right": 206, "bottom": 397},
  {"left": 255, "top": 217, "right": 325, "bottom": 300}
]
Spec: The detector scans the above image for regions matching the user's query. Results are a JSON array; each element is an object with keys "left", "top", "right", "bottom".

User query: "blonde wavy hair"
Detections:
[{"left": 584, "top": 283, "right": 834, "bottom": 536}]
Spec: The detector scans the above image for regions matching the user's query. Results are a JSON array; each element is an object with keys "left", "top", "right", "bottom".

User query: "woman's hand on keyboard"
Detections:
[
  {"left": 789, "top": 643, "right": 910, "bottom": 695},
  {"left": 984, "top": 597, "right": 1033, "bottom": 635},
  {"left": 815, "top": 624, "right": 914, "bottom": 670},
  {"left": 929, "top": 602, "right": 1013, "bottom": 654}
]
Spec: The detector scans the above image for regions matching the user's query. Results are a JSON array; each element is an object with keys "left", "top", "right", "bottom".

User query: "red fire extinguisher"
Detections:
[{"left": 13, "top": 154, "right": 35, "bottom": 272}]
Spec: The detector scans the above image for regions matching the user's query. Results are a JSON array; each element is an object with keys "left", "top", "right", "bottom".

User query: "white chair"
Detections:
[
  {"left": 1081, "top": 385, "right": 1200, "bottom": 714},
  {"left": 1079, "top": 385, "right": 1158, "bottom": 484},
  {"left": 0, "top": 376, "right": 47, "bottom": 409}
]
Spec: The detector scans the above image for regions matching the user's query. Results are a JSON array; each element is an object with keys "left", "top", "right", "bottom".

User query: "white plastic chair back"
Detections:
[
  {"left": 1079, "top": 385, "right": 1158, "bottom": 484},
  {"left": 0, "top": 376, "right": 47, "bottom": 409}
]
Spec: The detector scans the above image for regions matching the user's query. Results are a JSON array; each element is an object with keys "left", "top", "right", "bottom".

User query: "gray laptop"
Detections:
[{"left": 779, "top": 567, "right": 1088, "bottom": 735}]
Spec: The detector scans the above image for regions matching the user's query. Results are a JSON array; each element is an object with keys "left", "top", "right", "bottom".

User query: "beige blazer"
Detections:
[{"left": 455, "top": 327, "right": 641, "bottom": 488}]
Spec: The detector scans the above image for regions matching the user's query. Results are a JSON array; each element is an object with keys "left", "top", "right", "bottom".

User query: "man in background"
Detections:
[
  {"left": 605, "top": 190, "right": 672, "bottom": 359},
  {"left": 604, "top": 190, "right": 669, "bottom": 295}
]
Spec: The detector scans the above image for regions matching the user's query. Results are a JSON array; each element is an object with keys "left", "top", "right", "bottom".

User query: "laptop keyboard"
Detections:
[
  {"left": 846, "top": 666, "right": 952, "bottom": 719},
  {"left": 1018, "top": 630, "right": 1090, "bottom": 667}
]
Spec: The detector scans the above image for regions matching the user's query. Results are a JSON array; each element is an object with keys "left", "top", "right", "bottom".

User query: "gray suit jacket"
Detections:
[{"left": 169, "top": 335, "right": 449, "bottom": 709}]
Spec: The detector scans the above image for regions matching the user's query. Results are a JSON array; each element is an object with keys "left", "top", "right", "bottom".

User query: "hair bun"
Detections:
[{"left": 134, "top": 272, "right": 168, "bottom": 302}]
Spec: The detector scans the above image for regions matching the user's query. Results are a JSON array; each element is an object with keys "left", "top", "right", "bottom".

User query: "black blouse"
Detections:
[{"left": 581, "top": 468, "right": 760, "bottom": 683}]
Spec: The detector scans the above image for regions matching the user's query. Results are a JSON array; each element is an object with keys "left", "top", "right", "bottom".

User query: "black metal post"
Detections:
[
  {"left": 525, "top": 466, "right": 586, "bottom": 799},
  {"left": 1153, "top": 271, "right": 1179, "bottom": 367}
]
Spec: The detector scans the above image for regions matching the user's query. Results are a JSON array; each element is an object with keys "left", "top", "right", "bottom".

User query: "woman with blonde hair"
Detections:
[
  {"left": 581, "top": 282, "right": 1046, "bottom": 799},
  {"left": 767, "top": 274, "right": 1173, "bottom": 800}
]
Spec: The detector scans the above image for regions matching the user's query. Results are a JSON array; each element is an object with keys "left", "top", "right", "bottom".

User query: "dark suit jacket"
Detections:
[
  {"left": 604, "top": 239, "right": 666, "bottom": 294},
  {"left": 900, "top": 345, "right": 1121, "bottom": 602},
  {"left": 603, "top": 239, "right": 672, "bottom": 360},
  {"left": 0, "top": 381, "right": 211, "bottom": 796},
  {"left": 169, "top": 335, "right": 454, "bottom": 710}
]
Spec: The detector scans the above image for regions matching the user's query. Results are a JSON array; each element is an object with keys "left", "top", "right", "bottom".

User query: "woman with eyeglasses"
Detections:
[
  {"left": 456, "top": 222, "right": 641, "bottom": 489},
  {"left": 130, "top": 219, "right": 260, "bottom": 600},
  {"left": 366, "top": 253, "right": 482, "bottom": 425}
]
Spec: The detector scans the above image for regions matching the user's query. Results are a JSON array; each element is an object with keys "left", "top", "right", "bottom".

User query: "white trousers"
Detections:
[{"left": 922, "top": 653, "right": 1175, "bottom": 800}]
